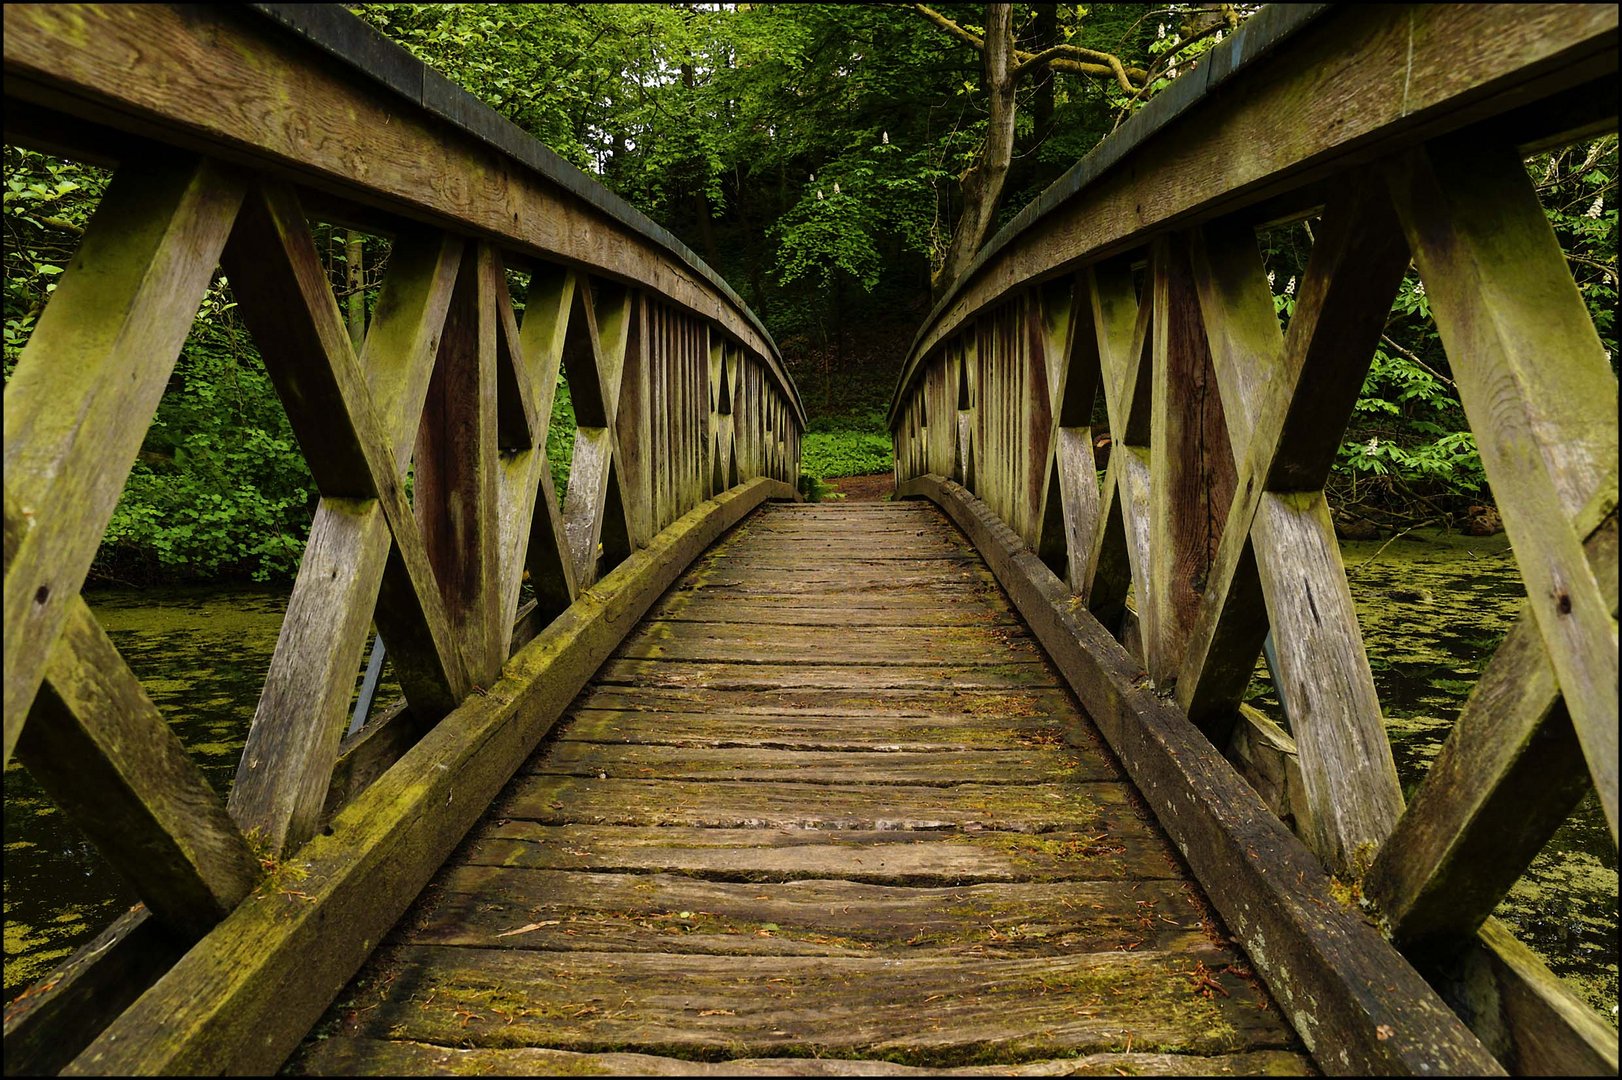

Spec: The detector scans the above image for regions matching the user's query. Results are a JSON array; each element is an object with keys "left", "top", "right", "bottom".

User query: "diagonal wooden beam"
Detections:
[
  {"left": 1178, "top": 180, "right": 1410, "bottom": 736},
  {"left": 496, "top": 265, "right": 576, "bottom": 651},
  {"left": 19, "top": 595, "right": 263, "bottom": 936},
  {"left": 226, "top": 229, "right": 462, "bottom": 854},
  {"left": 222, "top": 183, "right": 471, "bottom": 717},
  {"left": 1387, "top": 137, "right": 1619, "bottom": 845},
  {"left": 3, "top": 157, "right": 243, "bottom": 765},
  {"left": 1366, "top": 482, "right": 1619, "bottom": 946},
  {"left": 562, "top": 281, "right": 636, "bottom": 587}
]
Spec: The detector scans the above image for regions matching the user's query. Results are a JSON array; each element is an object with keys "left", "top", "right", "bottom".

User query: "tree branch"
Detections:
[{"left": 914, "top": 3, "right": 1144, "bottom": 92}]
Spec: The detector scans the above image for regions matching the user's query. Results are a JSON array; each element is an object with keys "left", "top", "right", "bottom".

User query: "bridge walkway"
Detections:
[{"left": 290, "top": 502, "right": 1307, "bottom": 1075}]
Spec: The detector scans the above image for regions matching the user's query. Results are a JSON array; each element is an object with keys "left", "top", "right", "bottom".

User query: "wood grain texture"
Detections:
[{"left": 2, "top": 158, "right": 242, "bottom": 763}]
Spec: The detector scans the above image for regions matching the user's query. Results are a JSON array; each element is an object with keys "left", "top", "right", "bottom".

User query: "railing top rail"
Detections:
[
  {"left": 888, "top": 1, "right": 1617, "bottom": 426},
  {"left": 3, "top": 1, "right": 805, "bottom": 429}
]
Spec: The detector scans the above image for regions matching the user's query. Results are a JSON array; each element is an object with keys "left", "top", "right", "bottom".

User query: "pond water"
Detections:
[{"left": 4, "top": 536, "right": 1617, "bottom": 1026}]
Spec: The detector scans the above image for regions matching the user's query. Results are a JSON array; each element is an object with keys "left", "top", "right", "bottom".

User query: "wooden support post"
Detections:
[
  {"left": 1148, "top": 236, "right": 1236, "bottom": 687},
  {"left": 415, "top": 243, "right": 501, "bottom": 687}
]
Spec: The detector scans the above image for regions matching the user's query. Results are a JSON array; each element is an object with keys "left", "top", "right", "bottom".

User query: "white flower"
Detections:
[
  {"left": 1214, "top": 30, "right": 1223, "bottom": 43},
  {"left": 1167, "top": 64, "right": 1178, "bottom": 78},
  {"left": 1157, "top": 22, "right": 1166, "bottom": 38},
  {"left": 1284, "top": 276, "right": 1296, "bottom": 296},
  {"left": 833, "top": 182, "right": 840, "bottom": 194},
  {"left": 1366, "top": 437, "right": 1380, "bottom": 453},
  {"left": 816, "top": 189, "right": 823, "bottom": 201},
  {"left": 1586, "top": 193, "right": 1604, "bottom": 218},
  {"left": 1413, "top": 280, "right": 1426, "bottom": 297},
  {"left": 881, "top": 131, "right": 889, "bottom": 145},
  {"left": 1267, "top": 270, "right": 1275, "bottom": 287}
]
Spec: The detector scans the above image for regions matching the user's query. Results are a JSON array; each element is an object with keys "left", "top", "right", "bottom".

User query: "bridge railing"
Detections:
[
  {"left": 893, "top": 4, "right": 1616, "bottom": 1075},
  {"left": 2, "top": 4, "right": 800, "bottom": 1072}
]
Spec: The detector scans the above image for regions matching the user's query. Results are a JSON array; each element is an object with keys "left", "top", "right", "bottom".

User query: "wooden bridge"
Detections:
[{"left": 2, "top": 4, "right": 1616, "bottom": 1075}]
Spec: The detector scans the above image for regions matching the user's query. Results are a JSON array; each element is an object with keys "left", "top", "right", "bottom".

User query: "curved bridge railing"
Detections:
[
  {"left": 2, "top": 4, "right": 801, "bottom": 1073},
  {"left": 893, "top": 4, "right": 1617, "bottom": 1075}
]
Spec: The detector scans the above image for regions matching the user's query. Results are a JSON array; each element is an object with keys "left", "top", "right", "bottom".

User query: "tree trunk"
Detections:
[
  {"left": 344, "top": 231, "right": 365, "bottom": 352},
  {"left": 933, "top": 3, "right": 1017, "bottom": 300}
]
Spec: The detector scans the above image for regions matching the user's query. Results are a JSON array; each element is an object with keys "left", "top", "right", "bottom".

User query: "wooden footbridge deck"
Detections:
[
  {"left": 3, "top": 3, "right": 1617, "bottom": 1076},
  {"left": 293, "top": 502, "right": 1307, "bottom": 1075}
]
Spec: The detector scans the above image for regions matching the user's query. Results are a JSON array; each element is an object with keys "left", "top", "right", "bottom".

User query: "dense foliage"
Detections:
[{"left": 3, "top": 6, "right": 1617, "bottom": 584}]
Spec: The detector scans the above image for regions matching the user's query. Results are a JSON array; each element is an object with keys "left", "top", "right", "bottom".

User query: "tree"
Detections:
[{"left": 910, "top": 3, "right": 1155, "bottom": 296}]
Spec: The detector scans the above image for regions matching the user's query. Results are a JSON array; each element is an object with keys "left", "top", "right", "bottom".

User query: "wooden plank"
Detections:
[
  {"left": 616, "top": 622, "right": 1040, "bottom": 665},
  {"left": 524, "top": 744, "right": 1110, "bottom": 785},
  {"left": 568, "top": 684, "right": 1080, "bottom": 720},
  {"left": 64, "top": 480, "right": 793, "bottom": 1076},
  {"left": 496, "top": 775, "right": 1149, "bottom": 833},
  {"left": 461, "top": 822, "right": 1176, "bottom": 885},
  {"left": 2, "top": 157, "right": 242, "bottom": 764},
  {"left": 556, "top": 710, "right": 1080, "bottom": 752},
  {"left": 295, "top": 1040, "right": 1313, "bottom": 1077},
  {"left": 899, "top": 475, "right": 1501, "bottom": 1075},
  {"left": 226, "top": 230, "right": 462, "bottom": 853},
  {"left": 1251, "top": 491, "right": 1401, "bottom": 871},
  {"left": 397, "top": 869, "right": 1205, "bottom": 955},
  {"left": 19, "top": 598, "right": 261, "bottom": 935},
  {"left": 594, "top": 660, "right": 1054, "bottom": 692},
  {"left": 1388, "top": 137, "right": 1619, "bottom": 842},
  {"left": 1366, "top": 497, "right": 1618, "bottom": 945},
  {"left": 323, "top": 947, "right": 1293, "bottom": 1062},
  {"left": 0, "top": 4, "right": 803, "bottom": 421}
]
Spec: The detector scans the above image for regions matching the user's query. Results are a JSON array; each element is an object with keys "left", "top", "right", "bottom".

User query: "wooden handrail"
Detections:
[
  {"left": 2, "top": 4, "right": 801, "bottom": 1073},
  {"left": 892, "top": 3, "right": 1617, "bottom": 1075}
]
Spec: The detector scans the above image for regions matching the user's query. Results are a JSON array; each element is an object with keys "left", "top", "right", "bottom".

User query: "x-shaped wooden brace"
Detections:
[{"left": 559, "top": 279, "right": 636, "bottom": 590}]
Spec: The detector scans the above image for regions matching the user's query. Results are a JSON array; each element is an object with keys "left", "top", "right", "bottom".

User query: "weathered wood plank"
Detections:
[
  {"left": 616, "top": 622, "right": 1040, "bottom": 665},
  {"left": 294, "top": 1039, "right": 1315, "bottom": 1076},
  {"left": 65, "top": 480, "right": 793, "bottom": 1076},
  {"left": 569, "top": 684, "right": 1079, "bottom": 718},
  {"left": 2, "top": 157, "right": 242, "bottom": 764},
  {"left": 328, "top": 947, "right": 1292, "bottom": 1061},
  {"left": 397, "top": 869, "right": 1207, "bottom": 955},
  {"left": 496, "top": 775, "right": 1149, "bottom": 833},
  {"left": 461, "top": 822, "right": 1177, "bottom": 885},
  {"left": 525, "top": 743, "right": 1111, "bottom": 785},
  {"left": 556, "top": 709, "right": 1085, "bottom": 752},
  {"left": 899, "top": 475, "right": 1501, "bottom": 1075},
  {"left": 594, "top": 660, "right": 1054, "bottom": 691}
]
